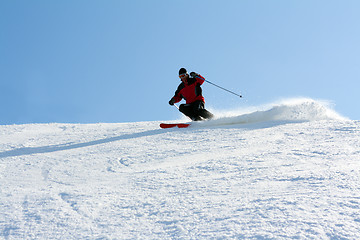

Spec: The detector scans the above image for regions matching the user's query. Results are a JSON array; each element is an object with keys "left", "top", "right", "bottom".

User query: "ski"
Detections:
[{"left": 160, "top": 123, "right": 191, "bottom": 129}]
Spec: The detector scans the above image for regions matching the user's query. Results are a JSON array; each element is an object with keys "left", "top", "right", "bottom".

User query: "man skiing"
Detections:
[{"left": 169, "top": 68, "right": 214, "bottom": 121}]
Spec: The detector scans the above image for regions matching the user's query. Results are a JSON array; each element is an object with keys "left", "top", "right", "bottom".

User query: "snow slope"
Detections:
[{"left": 1, "top": 99, "right": 359, "bottom": 239}]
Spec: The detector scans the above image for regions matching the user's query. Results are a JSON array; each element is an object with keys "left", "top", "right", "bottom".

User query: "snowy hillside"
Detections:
[{"left": 1, "top": 99, "right": 359, "bottom": 239}]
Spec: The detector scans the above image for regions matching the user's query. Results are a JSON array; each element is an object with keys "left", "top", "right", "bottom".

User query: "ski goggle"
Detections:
[{"left": 179, "top": 73, "right": 187, "bottom": 78}]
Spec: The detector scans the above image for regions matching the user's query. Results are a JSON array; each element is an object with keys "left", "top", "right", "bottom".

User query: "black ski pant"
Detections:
[{"left": 179, "top": 100, "right": 214, "bottom": 121}]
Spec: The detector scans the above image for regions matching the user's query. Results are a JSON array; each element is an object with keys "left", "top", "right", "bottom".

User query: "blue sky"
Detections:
[{"left": 1, "top": 0, "right": 359, "bottom": 124}]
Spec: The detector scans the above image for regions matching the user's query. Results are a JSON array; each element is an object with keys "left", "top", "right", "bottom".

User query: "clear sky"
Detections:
[{"left": 1, "top": 0, "right": 359, "bottom": 125}]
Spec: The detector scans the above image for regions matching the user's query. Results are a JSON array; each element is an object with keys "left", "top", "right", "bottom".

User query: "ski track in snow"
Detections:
[{"left": 0, "top": 99, "right": 360, "bottom": 239}]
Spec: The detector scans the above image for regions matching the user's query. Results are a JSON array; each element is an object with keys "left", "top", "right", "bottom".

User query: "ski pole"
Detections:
[
  {"left": 205, "top": 80, "right": 242, "bottom": 98},
  {"left": 173, "top": 104, "right": 180, "bottom": 110}
]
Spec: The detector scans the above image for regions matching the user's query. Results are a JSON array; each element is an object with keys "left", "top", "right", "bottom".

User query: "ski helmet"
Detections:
[{"left": 179, "top": 68, "right": 187, "bottom": 75}]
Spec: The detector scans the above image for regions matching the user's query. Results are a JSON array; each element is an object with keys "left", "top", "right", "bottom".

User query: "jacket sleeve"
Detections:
[
  {"left": 171, "top": 84, "right": 184, "bottom": 103},
  {"left": 194, "top": 74, "right": 205, "bottom": 85}
]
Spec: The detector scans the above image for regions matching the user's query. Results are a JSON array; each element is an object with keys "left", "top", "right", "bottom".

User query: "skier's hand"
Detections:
[
  {"left": 169, "top": 98, "right": 175, "bottom": 105},
  {"left": 190, "top": 72, "right": 198, "bottom": 77}
]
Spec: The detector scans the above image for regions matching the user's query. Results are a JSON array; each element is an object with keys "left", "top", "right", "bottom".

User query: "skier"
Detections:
[{"left": 169, "top": 68, "right": 214, "bottom": 121}]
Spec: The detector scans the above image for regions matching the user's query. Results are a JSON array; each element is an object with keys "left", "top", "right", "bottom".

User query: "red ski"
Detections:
[{"left": 160, "top": 123, "right": 191, "bottom": 129}]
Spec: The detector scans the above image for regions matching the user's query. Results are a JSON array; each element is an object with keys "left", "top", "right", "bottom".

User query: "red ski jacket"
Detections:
[{"left": 171, "top": 74, "right": 206, "bottom": 104}]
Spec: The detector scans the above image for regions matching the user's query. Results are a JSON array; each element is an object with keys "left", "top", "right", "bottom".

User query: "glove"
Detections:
[
  {"left": 169, "top": 98, "right": 175, "bottom": 105},
  {"left": 190, "top": 72, "right": 198, "bottom": 78}
]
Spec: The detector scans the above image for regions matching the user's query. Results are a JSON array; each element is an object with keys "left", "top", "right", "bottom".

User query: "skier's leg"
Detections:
[
  {"left": 194, "top": 101, "right": 214, "bottom": 120},
  {"left": 200, "top": 109, "right": 214, "bottom": 120},
  {"left": 191, "top": 101, "right": 206, "bottom": 121},
  {"left": 179, "top": 104, "right": 196, "bottom": 120}
]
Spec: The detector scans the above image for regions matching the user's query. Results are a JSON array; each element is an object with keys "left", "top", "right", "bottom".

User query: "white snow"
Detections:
[{"left": 1, "top": 98, "right": 359, "bottom": 239}]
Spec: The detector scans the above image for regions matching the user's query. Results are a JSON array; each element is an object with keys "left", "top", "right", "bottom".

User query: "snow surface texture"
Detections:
[{"left": 1, "top": 99, "right": 359, "bottom": 239}]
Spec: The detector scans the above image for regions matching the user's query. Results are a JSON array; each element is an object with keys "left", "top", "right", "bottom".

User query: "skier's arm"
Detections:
[
  {"left": 190, "top": 72, "right": 205, "bottom": 85},
  {"left": 170, "top": 94, "right": 182, "bottom": 104},
  {"left": 169, "top": 84, "right": 184, "bottom": 105}
]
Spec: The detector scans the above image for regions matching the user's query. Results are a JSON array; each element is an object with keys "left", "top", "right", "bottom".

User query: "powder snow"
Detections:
[{"left": 0, "top": 99, "right": 359, "bottom": 239}]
